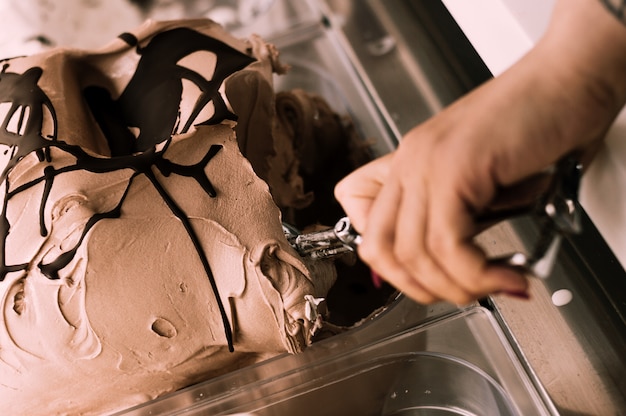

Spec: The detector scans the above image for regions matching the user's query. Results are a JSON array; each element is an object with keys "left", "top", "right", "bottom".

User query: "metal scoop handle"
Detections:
[{"left": 284, "top": 217, "right": 361, "bottom": 260}]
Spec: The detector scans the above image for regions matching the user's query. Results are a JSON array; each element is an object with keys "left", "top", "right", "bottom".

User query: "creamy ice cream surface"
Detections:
[{"left": 0, "top": 19, "right": 337, "bottom": 415}]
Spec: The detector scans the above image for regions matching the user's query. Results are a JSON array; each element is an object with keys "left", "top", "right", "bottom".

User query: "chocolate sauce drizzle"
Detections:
[{"left": 0, "top": 27, "right": 256, "bottom": 352}]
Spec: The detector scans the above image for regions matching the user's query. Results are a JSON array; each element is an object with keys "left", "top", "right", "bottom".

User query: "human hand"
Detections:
[{"left": 335, "top": 0, "right": 626, "bottom": 304}]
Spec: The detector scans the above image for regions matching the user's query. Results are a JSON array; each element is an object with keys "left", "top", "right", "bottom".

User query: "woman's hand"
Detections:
[{"left": 335, "top": 0, "right": 626, "bottom": 304}]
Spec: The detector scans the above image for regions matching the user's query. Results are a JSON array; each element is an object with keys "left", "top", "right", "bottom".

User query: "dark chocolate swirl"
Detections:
[{"left": 0, "top": 25, "right": 256, "bottom": 352}]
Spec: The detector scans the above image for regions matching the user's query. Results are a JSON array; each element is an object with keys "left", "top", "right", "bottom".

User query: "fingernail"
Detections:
[
  {"left": 502, "top": 290, "right": 530, "bottom": 300},
  {"left": 371, "top": 270, "right": 383, "bottom": 289}
]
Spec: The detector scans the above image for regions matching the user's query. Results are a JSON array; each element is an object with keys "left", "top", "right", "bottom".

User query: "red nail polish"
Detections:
[
  {"left": 503, "top": 290, "right": 530, "bottom": 300},
  {"left": 371, "top": 270, "right": 383, "bottom": 289}
]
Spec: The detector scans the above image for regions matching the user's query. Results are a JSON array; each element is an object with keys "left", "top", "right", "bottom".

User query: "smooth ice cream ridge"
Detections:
[{"left": 0, "top": 19, "right": 348, "bottom": 415}]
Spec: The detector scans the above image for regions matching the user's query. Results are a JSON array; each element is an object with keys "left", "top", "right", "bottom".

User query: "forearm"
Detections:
[{"left": 536, "top": 0, "right": 626, "bottom": 148}]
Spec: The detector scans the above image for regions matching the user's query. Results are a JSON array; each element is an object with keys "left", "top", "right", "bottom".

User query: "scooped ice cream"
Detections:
[{"left": 0, "top": 19, "right": 339, "bottom": 415}]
